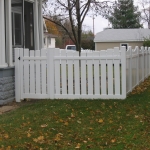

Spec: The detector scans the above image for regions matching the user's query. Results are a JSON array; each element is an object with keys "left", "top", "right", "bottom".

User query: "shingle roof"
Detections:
[{"left": 94, "top": 29, "right": 150, "bottom": 42}]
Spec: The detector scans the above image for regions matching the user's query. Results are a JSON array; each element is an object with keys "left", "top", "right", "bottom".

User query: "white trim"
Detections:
[
  {"left": 0, "top": 0, "right": 7, "bottom": 68},
  {"left": 38, "top": 0, "right": 44, "bottom": 49},
  {"left": 34, "top": 0, "right": 40, "bottom": 49},
  {"left": 5, "top": 0, "right": 13, "bottom": 66}
]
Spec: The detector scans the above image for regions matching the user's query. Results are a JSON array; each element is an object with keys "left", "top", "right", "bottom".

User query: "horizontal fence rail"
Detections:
[{"left": 15, "top": 46, "right": 150, "bottom": 102}]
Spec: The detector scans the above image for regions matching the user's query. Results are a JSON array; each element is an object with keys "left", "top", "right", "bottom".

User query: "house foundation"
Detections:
[{"left": 0, "top": 67, "right": 15, "bottom": 105}]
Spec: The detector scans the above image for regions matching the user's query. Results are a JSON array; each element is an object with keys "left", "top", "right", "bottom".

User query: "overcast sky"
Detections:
[{"left": 83, "top": 0, "right": 146, "bottom": 35}]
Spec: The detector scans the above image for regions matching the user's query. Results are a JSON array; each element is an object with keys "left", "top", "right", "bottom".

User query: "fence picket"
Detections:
[
  {"left": 30, "top": 50, "right": 35, "bottom": 94},
  {"left": 55, "top": 49, "right": 61, "bottom": 96},
  {"left": 67, "top": 51, "right": 74, "bottom": 97},
  {"left": 20, "top": 48, "right": 23, "bottom": 100},
  {"left": 93, "top": 51, "right": 100, "bottom": 95},
  {"left": 74, "top": 51, "right": 80, "bottom": 97},
  {"left": 24, "top": 49, "right": 29, "bottom": 94},
  {"left": 81, "top": 52, "right": 87, "bottom": 96},
  {"left": 114, "top": 47, "right": 120, "bottom": 95},
  {"left": 35, "top": 50, "right": 41, "bottom": 94},
  {"left": 100, "top": 50, "right": 107, "bottom": 95},
  {"left": 61, "top": 50, "right": 67, "bottom": 96},
  {"left": 41, "top": 49, "right": 47, "bottom": 94},
  {"left": 87, "top": 52, "right": 93, "bottom": 96},
  {"left": 107, "top": 49, "right": 114, "bottom": 95}
]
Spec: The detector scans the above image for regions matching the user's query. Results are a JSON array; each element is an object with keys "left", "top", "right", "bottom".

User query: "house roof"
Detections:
[
  {"left": 94, "top": 29, "right": 150, "bottom": 42},
  {"left": 44, "top": 32, "right": 57, "bottom": 38}
]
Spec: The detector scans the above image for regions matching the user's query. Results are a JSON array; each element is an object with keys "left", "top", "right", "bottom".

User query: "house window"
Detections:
[
  {"left": 120, "top": 43, "right": 128, "bottom": 50},
  {"left": 11, "top": 0, "right": 23, "bottom": 47}
]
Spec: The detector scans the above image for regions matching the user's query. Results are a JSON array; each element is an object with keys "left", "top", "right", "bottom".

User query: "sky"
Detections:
[{"left": 83, "top": 0, "right": 146, "bottom": 35}]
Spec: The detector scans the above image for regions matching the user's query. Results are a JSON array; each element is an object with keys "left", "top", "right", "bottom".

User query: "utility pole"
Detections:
[{"left": 93, "top": 15, "right": 95, "bottom": 35}]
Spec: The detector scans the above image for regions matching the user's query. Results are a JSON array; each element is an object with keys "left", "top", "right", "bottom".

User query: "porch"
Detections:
[{"left": 0, "top": 0, "right": 44, "bottom": 105}]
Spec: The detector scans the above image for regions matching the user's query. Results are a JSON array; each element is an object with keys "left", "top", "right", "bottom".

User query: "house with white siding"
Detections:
[{"left": 0, "top": 0, "right": 45, "bottom": 105}]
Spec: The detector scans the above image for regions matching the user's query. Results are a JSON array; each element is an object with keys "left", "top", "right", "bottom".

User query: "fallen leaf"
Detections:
[
  {"left": 77, "top": 120, "right": 81, "bottom": 124},
  {"left": 71, "top": 113, "right": 75, "bottom": 118},
  {"left": 4, "top": 134, "right": 9, "bottom": 139},
  {"left": 40, "top": 124, "right": 48, "bottom": 128},
  {"left": 59, "top": 119, "right": 64, "bottom": 122},
  {"left": 64, "top": 122, "right": 69, "bottom": 126},
  {"left": 54, "top": 133, "right": 63, "bottom": 142},
  {"left": 33, "top": 136, "right": 45, "bottom": 144},
  {"left": 83, "top": 140, "right": 87, "bottom": 143},
  {"left": 27, "top": 133, "right": 31, "bottom": 138},
  {"left": 111, "top": 139, "right": 116, "bottom": 143},
  {"left": 98, "top": 119, "right": 103, "bottom": 123},
  {"left": 6, "top": 146, "right": 11, "bottom": 150},
  {"left": 75, "top": 143, "right": 81, "bottom": 149}
]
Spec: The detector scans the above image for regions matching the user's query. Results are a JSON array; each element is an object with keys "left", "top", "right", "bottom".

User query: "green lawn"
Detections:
[{"left": 0, "top": 79, "right": 150, "bottom": 150}]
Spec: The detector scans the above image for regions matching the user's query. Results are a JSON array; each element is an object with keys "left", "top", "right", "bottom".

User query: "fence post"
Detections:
[
  {"left": 47, "top": 48, "right": 55, "bottom": 99},
  {"left": 145, "top": 47, "right": 148, "bottom": 78},
  {"left": 136, "top": 46, "right": 139, "bottom": 85},
  {"left": 148, "top": 47, "right": 150, "bottom": 76},
  {"left": 15, "top": 48, "right": 21, "bottom": 102},
  {"left": 141, "top": 47, "right": 144, "bottom": 81},
  {"left": 121, "top": 46, "right": 126, "bottom": 99},
  {"left": 128, "top": 47, "right": 132, "bottom": 92}
]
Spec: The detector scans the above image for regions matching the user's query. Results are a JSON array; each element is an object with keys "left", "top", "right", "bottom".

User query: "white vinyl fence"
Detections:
[{"left": 15, "top": 46, "right": 150, "bottom": 102}]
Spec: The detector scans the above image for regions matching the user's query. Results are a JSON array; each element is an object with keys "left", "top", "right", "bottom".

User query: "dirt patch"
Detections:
[
  {"left": 0, "top": 99, "right": 42, "bottom": 115},
  {"left": 0, "top": 101, "right": 18, "bottom": 115},
  {"left": 0, "top": 105, "right": 18, "bottom": 114}
]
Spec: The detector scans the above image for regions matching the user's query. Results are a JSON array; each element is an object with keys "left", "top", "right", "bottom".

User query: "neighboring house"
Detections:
[
  {"left": 94, "top": 29, "right": 150, "bottom": 50},
  {"left": 0, "top": 0, "right": 45, "bottom": 105},
  {"left": 44, "top": 33, "right": 57, "bottom": 48},
  {"left": 43, "top": 19, "right": 57, "bottom": 48}
]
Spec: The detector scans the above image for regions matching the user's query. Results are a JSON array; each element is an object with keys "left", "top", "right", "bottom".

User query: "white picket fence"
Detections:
[
  {"left": 126, "top": 46, "right": 150, "bottom": 93},
  {"left": 15, "top": 46, "right": 150, "bottom": 102}
]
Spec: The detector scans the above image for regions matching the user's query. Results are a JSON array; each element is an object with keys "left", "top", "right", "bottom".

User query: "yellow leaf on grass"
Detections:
[
  {"left": 111, "top": 139, "right": 116, "bottom": 143},
  {"left": 4, "top": 134, "right": 9, "bottom": 139},
  {"left": 71, "top": 113, "right": 75, "bottom": 118},
  {"left": 40, "top": 124, "right": 48, "bottom": 128},
  {"left": 83, "top": 140, "right": 87, "bottom": 143},
  {"left": 75, "top": 143, "right": 81, "bottom": 149},
  {"left": 98, "top": 119, "right": 103, "bottom": 123},
  {"left": 33, "top": 136, "right": 44, "bottom": 143},
  {"left": 64, "top": 122, "right": 69, "bottom": 126},
  {"left": 59, "top": 119, "right": 64, "bottom": 123},
  {"left": 27, "top": 133, "right": 31, "bottom": 138},
  {"left": 6, "top": 146, "right": 11, "bottom": 150},
  {"left": 77, "top": 120, "right": 81, "bottom": 124},
  {"left": 54, "top": 133, "right": 63, "bottom": 142}
]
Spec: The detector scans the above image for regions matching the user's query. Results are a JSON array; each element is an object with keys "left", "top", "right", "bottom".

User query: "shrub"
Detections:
[{"left": 143, "top": 38, "right": 150, "bottom": 47}]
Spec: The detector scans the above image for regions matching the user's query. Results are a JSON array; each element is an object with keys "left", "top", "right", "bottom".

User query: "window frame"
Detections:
[
  {"left": 11, "top": 10, "right": 23, "bottom": 48},
  {"left": 120, "top": 43, "right": 128, "bottom": 50}
]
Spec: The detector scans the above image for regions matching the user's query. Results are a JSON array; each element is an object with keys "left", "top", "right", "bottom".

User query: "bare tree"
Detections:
[
  {"left": 138, "top": 0, "right": 150, "bottom": 29},
  {"left": 43, "top": 0, "right": 112, "bottom": 55}
]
